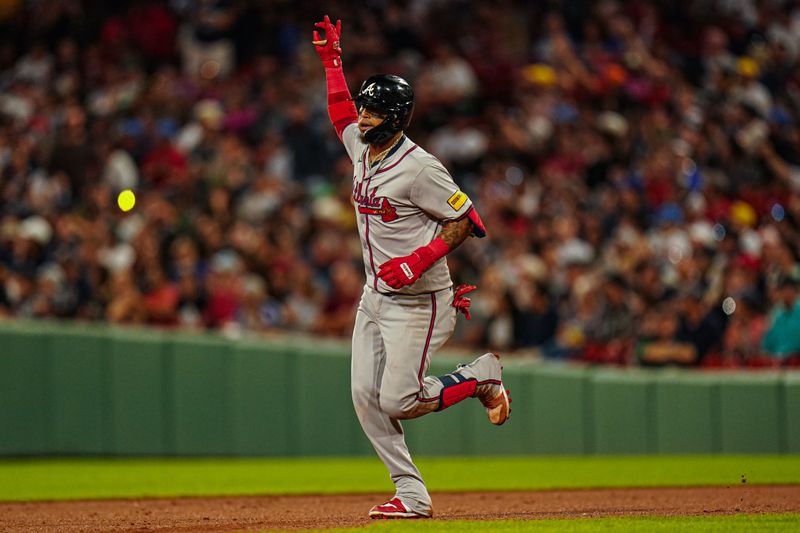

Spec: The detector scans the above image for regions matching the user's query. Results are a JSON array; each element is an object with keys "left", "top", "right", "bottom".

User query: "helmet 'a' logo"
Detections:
[{"left": 363, "top": 83, "right": 377, "bottom": 96}]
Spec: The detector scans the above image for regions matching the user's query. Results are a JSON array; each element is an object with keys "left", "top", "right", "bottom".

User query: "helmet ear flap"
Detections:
[
  {"left": 388, "top": 112, "right": 402, "bottom": 131},
  {"left": 363, "top": 118, "right": 396, "bottom": 144},
  {"left": 400, "top": 103, "right": 414, "bottom": 130}
]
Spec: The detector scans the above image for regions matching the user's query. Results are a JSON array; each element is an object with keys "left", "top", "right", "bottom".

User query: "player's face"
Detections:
[{"left": 358, "top": 107, "right": 386, "bottom": 134}]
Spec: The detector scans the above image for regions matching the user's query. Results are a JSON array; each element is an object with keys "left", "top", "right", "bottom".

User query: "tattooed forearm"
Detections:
[{"left": 438, "top": 218, "right": 472, "bottom": 251}]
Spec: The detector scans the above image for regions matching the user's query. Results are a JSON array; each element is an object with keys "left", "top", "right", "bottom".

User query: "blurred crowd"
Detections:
[{"left": 1, "top": 0, "right": 799, "bottom": 368}]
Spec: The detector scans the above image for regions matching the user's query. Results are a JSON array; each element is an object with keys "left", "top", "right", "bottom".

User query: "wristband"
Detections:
[{"left": 414, "top": 237, "right": 450, "bottom": 270}]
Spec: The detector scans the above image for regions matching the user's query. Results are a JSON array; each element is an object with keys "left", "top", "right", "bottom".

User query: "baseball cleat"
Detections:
[
  {"left": 484, "top": 384, "right": 511, "bottom": 425},
  {"left": 482, "top": 353, "right": 510, "bottom": 425},
  {"left": 369, "top": 497, "right": 431, "bottom": 519},
  {"left": 456, "top": 353, "right": 511, "bottom": 425}
]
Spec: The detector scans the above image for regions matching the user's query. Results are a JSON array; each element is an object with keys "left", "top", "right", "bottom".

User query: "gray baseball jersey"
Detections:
[{"left": 342, "top": 123, "right": 473, "bottom": 295}]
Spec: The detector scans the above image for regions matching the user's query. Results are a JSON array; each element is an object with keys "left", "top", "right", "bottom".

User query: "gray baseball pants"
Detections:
[{"left": 352, "top": 284, "right": 498, "bottom": 515}]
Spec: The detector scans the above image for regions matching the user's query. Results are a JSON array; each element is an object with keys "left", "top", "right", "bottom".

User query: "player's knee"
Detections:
[
  {"left": 351, "top": 384, "right": 372, "bottom": 413},
  {"left": 379, "top": 393, "right": 415, "bottom": 419}
]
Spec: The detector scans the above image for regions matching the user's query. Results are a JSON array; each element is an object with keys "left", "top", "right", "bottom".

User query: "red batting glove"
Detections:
[
  {"left": 377, "top": 253, "right": 425, "bottom": 289},
  {"left": 312, "top": 15, "right": 343, "bottom": 68},
  {"left": 452, "top": 284, "right": 476, "bottom": 320},
  {"left": 377, "top": 238, "right": 450, "bottom": 289}
]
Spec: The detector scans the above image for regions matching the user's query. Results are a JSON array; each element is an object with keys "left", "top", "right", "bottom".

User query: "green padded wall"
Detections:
[
  {"left": 528, "top": 364, "right": 592, "bottom": 454},
  {"left": 1, "top": 322, "right": 798, "bottom": 457},
  {"left": 653, "top": 373, "right": 719, "bottom": 453},
  {"left": 718, "top": 373, "right": 783, "bottom": 453},
  {"left": 591, "top": 370, "right": 656, "bottom": 454},
  {"left": 784, "top": 373, "right": 800, "bottom": 454},
  {"left": 294, "top": 344, "right": 364, "bottom": 456},
  {"left": 230, "top": 340, "right": 294, "bottom": 456},
  {"left": 108, "top": 330, "right": 169, "bottom": 454},
  {"left": 49, "top": 328, "right": 112, "bottom": 454},
  {"left": 0, "top": 326, "right": 51, "bottom": 454},
  {"left": 170, "top": 335, "right": 234, "bottom": 455}
]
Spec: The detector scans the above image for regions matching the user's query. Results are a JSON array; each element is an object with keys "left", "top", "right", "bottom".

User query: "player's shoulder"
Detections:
[{"left": 404, "top": 140, "right": 448, "bottom": 172}]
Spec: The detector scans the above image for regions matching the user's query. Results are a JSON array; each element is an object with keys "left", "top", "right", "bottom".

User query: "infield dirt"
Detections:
[{"left": 1, "top": 485, "right": 798, "bottom": 532}]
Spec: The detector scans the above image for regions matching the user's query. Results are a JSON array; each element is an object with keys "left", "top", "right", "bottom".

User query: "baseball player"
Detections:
[{"left": 312, "top": 16, "right": 510, "bottom": 519}]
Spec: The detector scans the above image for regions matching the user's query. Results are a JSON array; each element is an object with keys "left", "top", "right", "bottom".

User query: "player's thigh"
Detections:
[
  {"left": 351, "top": 297, "right": 385, "bottom": 408},
  {"left": 429, "top": 287, "right": 457, "bottom": 354},
  {"left": 352, "top": 308, "right": 385, "bottom": 376},
  {"left": 379, "top": 290, "right": 456, "bottom": 395}
]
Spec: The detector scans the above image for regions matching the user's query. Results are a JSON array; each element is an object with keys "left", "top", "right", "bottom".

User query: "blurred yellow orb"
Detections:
[{"left": 117, "top": 189, "right": 136, "bottom": 212}]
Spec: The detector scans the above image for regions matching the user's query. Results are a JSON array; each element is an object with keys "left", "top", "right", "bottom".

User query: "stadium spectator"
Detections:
[
  {"left": 720, "top": 289, "right": 767, "bottom": 367},
  {"left": 0, "top": 1, "right": 798, "bottom": 370},
  {"left": 636, "top": 304, "right": 699, "bottom": 367},
  {"left": 761, "top": 276, "right": 800, "bottom": 363}
]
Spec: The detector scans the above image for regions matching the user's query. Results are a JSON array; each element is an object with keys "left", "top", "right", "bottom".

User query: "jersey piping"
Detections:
[
  {"left": 416, "top": 293, "right": 440, "bottom": 403},
  {"left": 374, "top": 145, "right": 418, "bottom": 174},
  {"left": 358, "top": 146, "right": 380, "bottom": 289}
]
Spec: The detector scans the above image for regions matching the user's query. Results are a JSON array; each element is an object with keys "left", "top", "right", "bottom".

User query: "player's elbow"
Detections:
[{"left": 379, "top": 393, "right": 416, "bottom": 420}]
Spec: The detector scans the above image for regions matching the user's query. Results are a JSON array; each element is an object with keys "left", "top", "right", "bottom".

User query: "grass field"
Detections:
[
  {"left": 274, "top": 514, "right": 800, "bottom": 533},
  {"left": 3, "top": 455, "right": 798, "bottom": 532},
  {"left": 1, "top": 454, "right": 799, "bottom": 501}
]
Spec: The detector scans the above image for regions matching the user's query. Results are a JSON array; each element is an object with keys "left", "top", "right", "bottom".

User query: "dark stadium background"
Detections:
[{"left": 1, "top": 0, "right": 799, "bottom": 368}]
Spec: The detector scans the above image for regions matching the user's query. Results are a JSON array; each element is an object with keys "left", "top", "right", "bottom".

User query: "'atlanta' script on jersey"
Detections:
[{"left": 353, "top": 180, "right": 398, "bottom": 222}]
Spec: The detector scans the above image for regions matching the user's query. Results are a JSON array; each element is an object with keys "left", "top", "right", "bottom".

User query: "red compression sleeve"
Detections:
[
  {"left": 325, "top": 65, "right": 358, "bottom": 139},
  {"left": 412, "top": 237, "right": 450, "bottom": 270}
]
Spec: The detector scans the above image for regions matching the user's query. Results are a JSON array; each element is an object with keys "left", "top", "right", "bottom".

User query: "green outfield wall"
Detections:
[{"left": 0, "top": 322, "right": 797, "bottom": 456}]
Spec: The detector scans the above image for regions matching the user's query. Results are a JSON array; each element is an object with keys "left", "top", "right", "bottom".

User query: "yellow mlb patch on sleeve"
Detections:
[{"left": 447, "top": 191, "right": 468, "bottom": 211}]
